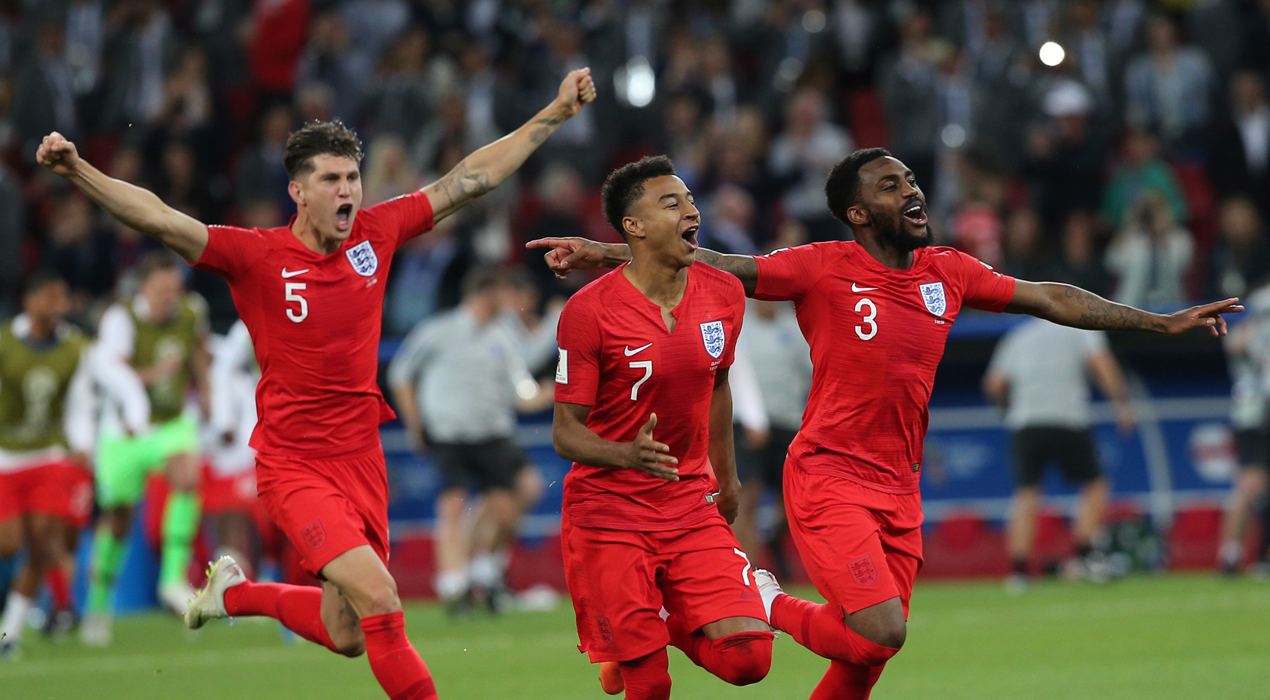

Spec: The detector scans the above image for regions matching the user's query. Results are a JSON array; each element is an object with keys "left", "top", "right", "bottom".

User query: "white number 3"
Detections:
[
  {"left": 286, "top": 282, "right": 308, "bottom": 323},
  {"left": 855, "top": 298, "right": 877, "bottom": 341}
]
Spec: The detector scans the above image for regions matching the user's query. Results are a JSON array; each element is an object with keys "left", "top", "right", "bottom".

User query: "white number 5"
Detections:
[
  {"left": 286, "top": 282, "right": 308, "bottom": 323},
  {"left": 855, "top": 298, "right": 877, "bottom": 341},
  {"left": 629, "top": 360, "right": 652, "bottom": 400}
]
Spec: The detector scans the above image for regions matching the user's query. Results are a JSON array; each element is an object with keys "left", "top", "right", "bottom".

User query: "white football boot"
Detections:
[
  {"left": 753, "top": 568, "right": 784, "bottom": 637},
  {"left": 184, "top": 555, "right": 247, "bottom": 630}
]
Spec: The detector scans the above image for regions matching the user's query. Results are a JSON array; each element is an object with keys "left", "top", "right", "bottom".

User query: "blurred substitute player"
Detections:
[
  {"left": 530, "top": 147, "right": 1242, "bottom": 700},
  {"left": 84, "top": 251, "right": 212, "bottom": 644},
  {"left": 388, "top": 267, "right": 550, "bottom": 615},
  {"left": 203, "top": 319, "right": 264, "bottom": 577},
  {"left": 983, "top": 318, "right": 1135, "bottom": 591},
  {"left": 1219, "top": 285, "right": 1270, "bottom": 576},
  {"left": 0, "top": 273, "right": 95, "bottom": 659},
  {"left": 38, "top": 68, "right": 594, "bottom": 699},
  {"left": 552, "top": 157, "right": 773, "bottom": 699}
]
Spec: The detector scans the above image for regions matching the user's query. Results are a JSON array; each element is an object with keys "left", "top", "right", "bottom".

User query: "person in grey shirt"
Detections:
[
  {"left": 389, "top": 267, "right": 551, "bottom": 613},
  {"left": 984, "top": 318, "right": 1135, "bottom": 591},
  {"left": 732, "top": 299, "right": 813, "bottom": 579}
]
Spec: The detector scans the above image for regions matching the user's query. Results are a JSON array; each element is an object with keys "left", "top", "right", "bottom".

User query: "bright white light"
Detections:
[
  {"left": 516, "top": 378, "right": 539, "bottom": 401},
  {"left": 941, "top": 124, "right": 966, "bottom": 149},
  {"left": 622, "top": 56, "right": 655, "bottom": 108},
  {"left": 1039, "top": 41, "right": 1065, "bottom": 67}
]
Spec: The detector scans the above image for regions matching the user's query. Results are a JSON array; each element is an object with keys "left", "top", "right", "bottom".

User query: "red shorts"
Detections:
[
  {"left": 255, "top": 447, "right": 390, "bottom": 577},
  {"left": 201, "top": 464, "right": 259, "bottom": 516},
  {"left": 561, "top": 512, "right": 767, "bottom": 663},
  {"left": 784, "top": 462, "right": 923, "bottom": 616},
  {"left": 0, "top": 461, "right": 93, "bottom": 527}
]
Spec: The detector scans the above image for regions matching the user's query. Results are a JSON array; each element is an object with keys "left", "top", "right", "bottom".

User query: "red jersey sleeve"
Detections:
[
  {"left": 753, "top": 242, "right": 841, "bottom": 302},
  {"left": 554, "top": 293, "right": 603, "bottom": 406},
  {"left": 951, "top": 250, "right": 1017, "bottom": 312},
  {"left": 362, "top": 190, "right": 435, "bottom": 250},
  {"left": 194, "top": 225, "right": 270, "bottom": 281}
]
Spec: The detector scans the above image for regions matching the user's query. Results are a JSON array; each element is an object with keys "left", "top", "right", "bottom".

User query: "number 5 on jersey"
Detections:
[{"left": 286, "top": 282, "right": 308, "bottom": 323}]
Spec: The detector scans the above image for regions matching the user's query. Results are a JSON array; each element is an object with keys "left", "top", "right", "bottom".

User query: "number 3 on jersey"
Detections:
[
  {"left": 286, "top": 282, "right": 308, "bottom": 323},
  {"left": 629, "top": 361, "right": 652, "bottom": 400},
  {"left": 855, "top": 298, "right": 877, "bottom": 340}
]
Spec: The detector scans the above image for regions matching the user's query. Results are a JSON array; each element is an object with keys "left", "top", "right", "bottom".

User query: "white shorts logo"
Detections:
[
  {"left": 919, "top": 281, "right": 946, "bottom": 317},
  {"left": 556, "top": 348, "right": 568, "bottom": 384},
  {"left": 700, "top": 320, "right": 725, "bottom": 359},
  {"left": 346, "top": 240, "right": 378, "bottom": 276}
]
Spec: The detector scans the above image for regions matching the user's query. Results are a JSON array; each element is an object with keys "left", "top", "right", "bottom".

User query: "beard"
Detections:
[{"left": 871, "top": 207, "right": 934, "bottom": 252}]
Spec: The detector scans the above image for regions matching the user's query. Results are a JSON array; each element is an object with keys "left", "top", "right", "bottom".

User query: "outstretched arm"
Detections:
[
  {"left": 526, "top": 237, "right": 760, "bottom": 295},
  {"left": 1006, "top": 280, "right": 1243, "bottom": 336},
  {"left": 37, "top": 133, "right": 209, "bottom": 263},
  {"left": 424, "top": 68, "right": 596, "bottom": 224}
]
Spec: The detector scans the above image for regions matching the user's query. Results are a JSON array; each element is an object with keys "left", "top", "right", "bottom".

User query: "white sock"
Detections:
[
  {"left": 0, "top": 591, "right": 33, "bottom": 643},
  {"left": 435, "top": 570, "right": 470, "bottom": 601},
  {"left": 469, "top": 554, "right": 501, "bottom": 588},
  {"left": 1220, "top": 541, "right": 1243, "bottom": 566}
]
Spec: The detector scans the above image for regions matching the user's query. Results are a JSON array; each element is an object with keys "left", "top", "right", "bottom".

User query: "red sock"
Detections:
[
  {"left": 45, "top": 567, "right": 72, "bottom": 611},
  {"left": 224, "top": 581, "right": 338, "bottom": 653},
  {"left": 360, "top": 611, "right": 438, "bottom": 700},
  {"left": 665, "top": 618, "right": 773, "bottom": 686},
  {"left": 810, "top": 659, "right": 887, "bottom": 700},
  {"left": 619, "top": 648, "right": 672, "bottom": 700},
  {"left": 771, "top": 594, "right": 899, "bottom": 666}
]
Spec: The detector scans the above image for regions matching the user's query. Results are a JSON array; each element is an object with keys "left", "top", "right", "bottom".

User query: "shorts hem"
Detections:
[
  {"left": 584, "top": 638, "right": 668, "bottom": 664},
  {"left": 841, "top": 592, "right": 902, "bottom": 616}
]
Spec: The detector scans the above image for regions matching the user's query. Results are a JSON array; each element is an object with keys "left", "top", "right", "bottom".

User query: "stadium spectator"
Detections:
[
  {"left": 1105, "top": 190, "right": 1194, "bottom": 308},
  {"left": 522, "top": 160, "right": 588, "bottom": 298},
  {"left": 1208, "top": 70, "right": 1270, "bottom": 217},
  {"left": 768, "top": 88, "right": 854, "bottom": 242},
  {"left": 1024, "top": 80, "right": 1107, "bottom": 229},
  {"left": 1123, "top": 13, "right": 1214, "bottom": 153},
  {"left": 362, "top": 133, "right": 424, "bottom": 206},
  {"left": 1101, "top": 127, "right": 1188, "bottom": 229},
  {"left": 101, "top": 0, "right": 177, "bottom": 131},
  {"left": 357, "top": 27, "right": 457, "bottom": 143},
  {"left": 1001, "top": 205, "right": 1048, "bottom": 282},
  {"left": 1209, "top": 197, "right": 1270, "bottom": 300},
  {"left": 45, "top": 190, "right": 115, "bottom": 311},
  {"left": 984, "top": 319, "right": 1135, "bottom": 591},
  {"left": 878, "top": 7, "right": 940, "bottom": 193},
  {"left": 1052, "top": 209, "right": 1111, "bottom": 298},
  {"left": 12, "top": 19, "right": 79, "bottom": 155},
  {"left": 297, "top": 8, "right": 360, "bottom": 121}
]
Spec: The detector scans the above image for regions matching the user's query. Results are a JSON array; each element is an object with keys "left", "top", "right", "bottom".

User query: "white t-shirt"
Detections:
[{"left": 988, "top": 319, "right": 1109, "bottom": 430}]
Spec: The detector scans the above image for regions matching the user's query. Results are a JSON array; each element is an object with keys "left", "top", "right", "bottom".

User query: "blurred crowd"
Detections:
[{"left": 3, "top": 0, "right": 1270, "bottom": 334}]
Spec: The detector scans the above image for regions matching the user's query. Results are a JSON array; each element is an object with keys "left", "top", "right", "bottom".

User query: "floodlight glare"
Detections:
[{"left": 1039, "top": 42, "right": 1066, "bottom": 67}]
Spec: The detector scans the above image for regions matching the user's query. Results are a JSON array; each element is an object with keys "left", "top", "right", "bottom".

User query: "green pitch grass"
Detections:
[{"left": 3, "top": 574, "right": 1267, "bottom": 700}]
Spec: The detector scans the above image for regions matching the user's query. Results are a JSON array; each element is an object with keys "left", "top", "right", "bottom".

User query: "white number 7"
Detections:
[
  {"left": 629, "top": 361, "right": 652, "bottom": 400},
  {"left": 734, "top": 548, "right": 752, "bottom": 586}
]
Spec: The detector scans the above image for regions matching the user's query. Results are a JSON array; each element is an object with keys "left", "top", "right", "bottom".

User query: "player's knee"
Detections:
[
  {"left": 716, "top": 638, "right": 772, "bottom": 686},
  {"left": 333, "top": 634, "right": 366, "bottom": 658},
  {"left": 865, "top": 622, "right": 906, "bottom": 659},
  {"left": 353, "top": 581, "right": 402, "bottom": 617}
]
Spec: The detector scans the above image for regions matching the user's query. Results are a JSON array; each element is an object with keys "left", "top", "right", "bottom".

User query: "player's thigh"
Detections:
[
  {"left": 96, "top": 434, "right": 151, "bottom": 507},
  {"left": 660, "top": 520, "right": 766, "bottom": 635},
  {"left": 155, "top": 416, "right": 201, "bottom": 487},
  {"left": 1010, "top": 427, "right": 1051, "bottom": 488},
  {"left": 783, "top": 468, "right": 902, "bottom": 615},
  {"left": 0, "top": 511, "right": 21, "bottom": 556},
  {"left": 1056, "top": 429, "right": 1101, "bottom": 485},
  {"left": 562, "top": 523, "right": 667, "bottom": 663},
  {"left": 321, "top": 543, "right": 400, "bottom": 617}
]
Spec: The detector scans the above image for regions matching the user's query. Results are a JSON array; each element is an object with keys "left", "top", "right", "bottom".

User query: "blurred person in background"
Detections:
[
  {"left": 1052, "top": 209, "right": 1111, "bottom": 298},
  {"left": 1101, "top": 127, "right": 1188, "bottom": 231},
  {"left": 1023, "top": 80, "right": 1107, "bottom": 231},
  {"left": 768, "top": 88, "right": 854, "bottom": 242},
  {"left": 1000, "top": 206, "right": 1047, "bottom": 282},
  {"left": 0, "top": 273, "right": 95, "bottom": 659},
  {"left": 1208, "top": 70, "right": 1270, "bottom": 217},
  {"left": 1105, "top": 190, "right": 1193, "bottom": 308},
  {"left": 984, "top": 318, "right": 1135, "bottom": 592},
  {"left": 1124, "top": 13, "right": 1214, "bottom": 153},
  {"left": 362, "top": 134, "right": 425, "bottom": 206},
  {"left": 12, "top": 19, "right": 79, "bottom": 157},
  {"left": 84, "top": 251, "right": 211, "bottom": 644},
  {"left": 947, "top": 154, "right": 1006, "bottom": 269},
  {"left": 878, "top": 7, "right": 939, "bottom": 194},
  {"left": 389, "top": 267, "right": 551, "bottom": 614},
  {"left": 1208, "top": 196, "right": 1270, "bottom": 301},
  {"left": 44, "top": 190, "right": 116, "bottom": 317},
  {"left": 731, "top": 298, "right": 812, "bottom": 582},
  {"left": 1219, "top": 285, "right": 1270, "bottom": 577}
]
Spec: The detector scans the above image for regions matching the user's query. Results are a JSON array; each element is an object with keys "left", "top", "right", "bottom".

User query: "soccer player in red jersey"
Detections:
[
  {"left": 530, "top": 148, "right": 1242, "bottom": 699},
  {"left": 553, "top": 156, "right": 773, "bottom": 699},
  {"left": 37, "top": 69, "right": 596, "bottom": 699}
]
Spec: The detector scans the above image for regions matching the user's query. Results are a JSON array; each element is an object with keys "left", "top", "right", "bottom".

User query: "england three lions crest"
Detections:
[
  {"left": 919, "top": 281, "right": 946, "bottom": 317},
  {"left": 346, "top": 240, "right": 378, "bottom": 277},
  {"left": 700, "top": 320, "right": 726, "bottom": 359}
]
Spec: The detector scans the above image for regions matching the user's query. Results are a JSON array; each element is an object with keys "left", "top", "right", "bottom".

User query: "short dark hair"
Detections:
[
  {"left": 137, "top": 250, "right": 181, "bottom": 283},
  {"left": 22, "top": 270, "right": 66, "bottom": 299},
  {"left": 461, "top": 265, "right": 508, "bottom": 300},
  {"left": 283, "top": 119, "right": 364, "bottom": 180},
  {"left": 824, "top": 148, "right": 892, "bottom": 226},
  {"left": 601, "top": 156, "right": 677, "bottom": 236}
]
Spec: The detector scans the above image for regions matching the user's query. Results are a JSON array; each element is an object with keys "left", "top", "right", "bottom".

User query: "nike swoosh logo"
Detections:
[
  {"left": 624, "top": 343, "right": 653, "bottom": 356},
  {"left": 851, "top": 283, "right": 877, "bottom": 292},
  {"left": 281, "top": 268, "right": 309, "bottom": 278}
]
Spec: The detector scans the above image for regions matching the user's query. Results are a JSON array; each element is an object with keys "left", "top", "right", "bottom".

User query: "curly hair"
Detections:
[
  {"left": 283, "top": 119, "right": 365, "bottom": 180},
  {"left": 824, "top": 147, "right": 892, "bottom": 226},
  {"left": 600, "top": 155, "right": 678, "bottom": 236}
]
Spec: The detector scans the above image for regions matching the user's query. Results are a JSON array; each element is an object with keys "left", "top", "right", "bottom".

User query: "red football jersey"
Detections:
[
  {"left": 195, "top": 192, "right": 434, "bottom": 457},
  {"left": 753, "top": 241, "right": 1016, "bottom": 494},
  {"left": 555, "top": 263, "right": 746, "bottom": 530}
]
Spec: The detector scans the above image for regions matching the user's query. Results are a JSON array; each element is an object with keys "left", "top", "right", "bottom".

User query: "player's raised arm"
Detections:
[
  {"left": 526, "top": 237, "right": 761, "bottom": 296},
  {"left": 1006, "top": 280, "right": 1243, "bottom": 337},
  {"left": 423, "top": 68, "right": 597, "bottom": 224},
  {"left": 552, "top": 403, "right": 680, "bottom": 481},
  {"left": 36, "top": 132, "right": 209, "bottom": 263}
]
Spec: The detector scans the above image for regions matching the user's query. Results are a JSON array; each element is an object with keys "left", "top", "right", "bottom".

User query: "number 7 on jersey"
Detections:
[{"left": 629, "top": 361, "right": 652, "bottom": 400}]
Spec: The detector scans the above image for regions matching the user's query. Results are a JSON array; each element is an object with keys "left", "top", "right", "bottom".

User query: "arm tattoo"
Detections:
[
  {"left": 528, "top": 117, "right": 563, "bottom": 146},
  {"left": 433, "top": 159, "right": 492, "bottom": 219},
  {"left": 1058, "top": 286, "right": 1160, "bottom": 332},
  {"left": 693, "top": 249, "right": 759, "bottom": 296}
]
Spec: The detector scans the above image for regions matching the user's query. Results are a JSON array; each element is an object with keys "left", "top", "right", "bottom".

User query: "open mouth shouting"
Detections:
[
  {"left": 682, "top": 224, "right": 700, "bottom": 251},
  {"left": 336, "top": 203, "right": 354, "bottom": 232},
  {"left": 902, "top": 201, "right": 928, "bottom": 227}
]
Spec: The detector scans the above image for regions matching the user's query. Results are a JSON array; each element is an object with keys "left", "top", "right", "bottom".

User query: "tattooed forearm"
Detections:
[
  {"left": 693, "top": 249, "right": 759, "bottom": 296},
  {"left": 1037, "top": 284, "right": 1164, "bottom": 332},
  {"left": 431, "top": 159, "right": 492, "bottom": 220},
  {"left": 529, "top": 117, "right": 564, "bottom": 146}
]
